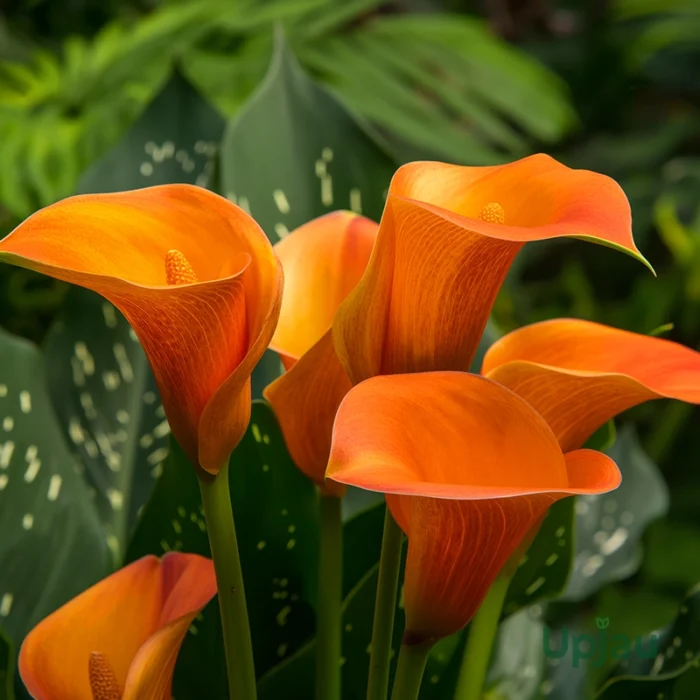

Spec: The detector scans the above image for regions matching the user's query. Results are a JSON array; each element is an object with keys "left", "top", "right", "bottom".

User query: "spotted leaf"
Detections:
[
  {"left": 257, "top": 564, "right": 402, "bottom": 700},
  {"left": 486, "top": 608, "right": 546, "bottom": 699},
  {"left": 503, "top": 499, "right": 575, "bottom": 617},
  {"left": 0, "top": 328, "right": 110, "bottom": 649},
  {"left": 220, "top": 30, "right": 397, "bottom": 398},
  {"left": 220, "top": 29, "right": 396, "bottom": 242},
  {"left": 562, "top": 427, "right": 669, "bottom": 602},
  {"left": 77, "top": 70, "right": 224, "bottom": 194},
  {"left": 43, "top": 289, "right": 167, "bottom": 559},
  {"left": 126, "top": 400, "right": 320, "bottom": 697},
  {"left": 596, "top": 585, "right": 700, "bottom": 698}
]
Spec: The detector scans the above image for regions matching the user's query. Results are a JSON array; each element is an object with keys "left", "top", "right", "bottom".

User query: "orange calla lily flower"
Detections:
[
  {"left": 264, "top": 212, "right": 378, "bottom": 494},
  {"left": 332, "top": 154, "right": 650, "bottom": 386},
  {"left": 326, "top": 372, "right": 620, "bottom": 643},
  {"left": 19, "top": 553, "right": 217, "bottom": 700},
  {"left": 268, "top": 211, "right": 378, "bottom": 369},
  {"left": 0, "top": 186, "right": 283, "bottom": 474},
  {"left": 482, "top": 319, "right": 700, "bottom": 451}
]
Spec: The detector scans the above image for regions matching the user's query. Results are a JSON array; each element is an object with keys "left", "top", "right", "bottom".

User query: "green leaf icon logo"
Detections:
[{"left": 596, "top": 617, "right": 610, "bottom": 629}]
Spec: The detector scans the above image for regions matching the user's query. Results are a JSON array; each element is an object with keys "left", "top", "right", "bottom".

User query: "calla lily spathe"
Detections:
[
  {"left": 19, "top": 553, "right": 217, "bottom": 700},
  {"left": 327, "top": 323, "right": 700, "bottom": 642},
  {"left": 332, "top": 154, "right": 649, "bottom": 385},
  {"left": 326, "top": 372, "right": 620, "bottom": 643},
  {"left": 0, "top": 185, "right": 283, "bottom": 473},
  {"left": 267, "top": 155, "right": 647, "bottom": 497},
  {"left": 482, "top": 319, "right": 700, "bottom": 451},
  {"left": 264, "top": 211, "right": 378, "bottom": 494}
]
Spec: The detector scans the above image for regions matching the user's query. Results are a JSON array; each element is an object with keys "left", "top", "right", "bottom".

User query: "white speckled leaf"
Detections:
[
  {"left": 77, "top": 70, "right": 224, "bottom": 194},
  {"left": 503, "top": 498, "right": 576, "bottom": 617},
  {"left": 126, "top": 401, "right": 321, "bottom": 698},
  {"left": 220, "top": 29, "right": 396, "bottom": 242},
  {"left": 562, "top": 427, "right": 669, "bottom": 602},
  {"left": 220, "top": 30, "right": 397, "bottom": 398},
  {"left": 596, "top": 585, "right": 700, "bottom": 699},
  {"left": 43, "top": 289, "right": 168, "bottom": 559},
  {"left": 0, "top": 327, "right": 110, "bottom": 648},
  {"left": 486, "top": 608, "right": 546, "bottom": 699}
]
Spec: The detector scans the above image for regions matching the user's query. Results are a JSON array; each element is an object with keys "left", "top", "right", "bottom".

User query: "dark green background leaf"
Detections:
[
  {"left": 504, "top": 499, "right": 575, "bottom": 617},
  {"left": 43, "top": 289, "right": 166, "bottom": 558},
  {"left": 563, "top": 427, "right": 669, "bottom": 602},
  {"left": 597, "top": 584, "right": 700, "bottom": 698},
  {"left": 220, "top": 30, "right": 396, "bottom": 241},
  {"left": 0, "top": 328, "right": 110, "bottom": 646},
  {"left": 0, "top": 628, "right": 14, "bottom": 700},
  {"left": 78, "top": 70, "right": 224, "bottom": 195},
  {"left": 127, "top": 401, "right": 320, "bottom": 698}
]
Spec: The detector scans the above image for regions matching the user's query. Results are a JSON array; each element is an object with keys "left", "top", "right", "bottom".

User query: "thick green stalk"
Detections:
[
  {"left": 454, "top": 574, "right": 512, "bottom": 700},
  {"left": 366, "top": 507, "right": 404, "bottom": 700},
  {"left": 199, "top": 464, "right": 257, "bottom": 700},
  {"left": 390, "top": 642, "right": 432, "bottom": 700},
  {"left": 316, "top": 494, "right": 344, "bottom": 700}
]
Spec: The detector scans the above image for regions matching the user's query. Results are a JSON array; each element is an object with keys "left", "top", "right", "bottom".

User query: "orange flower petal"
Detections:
[
  {"left": 390, "top": 448, "right": 617, "bottom": 642},
  {"left": 327, "top": 372, "right": 620, "bottom": 641},
  {"left": 327, "top": 372, "right": 570, "bottom": 499},
  {"left": 0, "top": 186, "right": 282, "bottom": 473},
  {"left": 123, "top": 553, "right": 217, "bottom": 700},
  {"left": 19, "top": 556, "right": 164, "bottom": 700},
  {"left": 482, "top": 319, "right": 700, "bottom": 451},
  {"left": 332, "top": 155, "right": 648, "bottom": 385},
  {"left": 18, "top": 553, "right": 216, "bottom": 700},
  {"left": 269, "top": 211, "right": 378, "bottom": 365},
  {"left": 264, "top": 331, "right": 350, "bottom": 496}
]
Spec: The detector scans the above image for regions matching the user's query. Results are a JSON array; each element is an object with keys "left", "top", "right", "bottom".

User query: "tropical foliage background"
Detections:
[{"left": 1, "top": 0, "right": 699, "bottom": 698}]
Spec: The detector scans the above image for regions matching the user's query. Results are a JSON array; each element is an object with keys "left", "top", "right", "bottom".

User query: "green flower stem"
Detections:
[
  {"left": 199, "top": 464, "right": 257, "bottom": 700},
  {"left": 367, "top": 507, "right": 404, "bottom": 700},
  {"left": 317, "top": 494, "right": 344, "bottom": 700},
  {"left": 454, "top": 574, "right": 512, "bottom": 700},
  {"left": 390, "top": 641, "right": 432, "bottom": 700}
]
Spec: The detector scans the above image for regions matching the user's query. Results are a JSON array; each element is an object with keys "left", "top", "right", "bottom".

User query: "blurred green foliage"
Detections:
[{"left": 1, "top": 0, "right": 700, "bottom": 698}]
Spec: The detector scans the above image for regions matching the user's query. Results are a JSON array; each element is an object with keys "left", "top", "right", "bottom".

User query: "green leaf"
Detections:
[
  {"left": 596, "top": 585, "right": 700, "bottom": 698},
  {"left": 486, "top": 609, "right": 545, "bottom": 700},
  {"left": 503, "top": 499, "right": 575, "bottom": 617},
  {"left": 643, "top": 521, "right": 700, "bottom": 589},
  {"left": 258, "top": 564, "right": 402, "bottom": 700},
  {"left": 0, "top": 327, "right": 110, "bottom": 646},
  {"left": 42, "top": 288, "right": 167, "bottom": 559},
  {"left": 562, "top": 427, "right": 669, "bottom": 601},
  {"left": 126, "top": 401, "right": 320, "bottom": 698},
  {"left": 220, "top": 28, "right": 396, "bottom": 241},
  {"left": 77, "top": 70, "right": 225, "bottom": 194},
  {"left": 0, "top": 628, "right": 14, "bottom": 700},
  {"left": 220, "top": 28, "right": 396, "bottom": 396}
]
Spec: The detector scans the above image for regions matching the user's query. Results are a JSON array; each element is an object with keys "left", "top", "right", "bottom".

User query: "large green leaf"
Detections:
[
  {"left": 127, "top": 400, "right": 320, "bottom": 699},
  {"left": 486, "top": 609, "right": 545, "bottom": 700},
  {"left": 220, "top": 29, "right": 396, "bottom": 396},
  {"left": 562, "top": 427, "right": 669, "bottom": 601},
  {"left": 0, "top": 328, "right": 110, "bottom": 646},
  {"left": 77, "top": 69, "right": 224, "bottom": 195},
  {"left": 503, "top": 499, "right": 576, "bottom": 617},
  {"left": 220, "top": 29, "right": 396, "bottom": 241},
  {"left": 43, "top": 289, "right": 166, "bottom": 559},
  {"left": 596, "top": 585, "right": 700, "bottom": 698},
  {"left": 258, "top": 564, "right": 402, "bottom": 700},
  {"left": 0, "top": 628, "right": 14, "bottom": 700}
]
